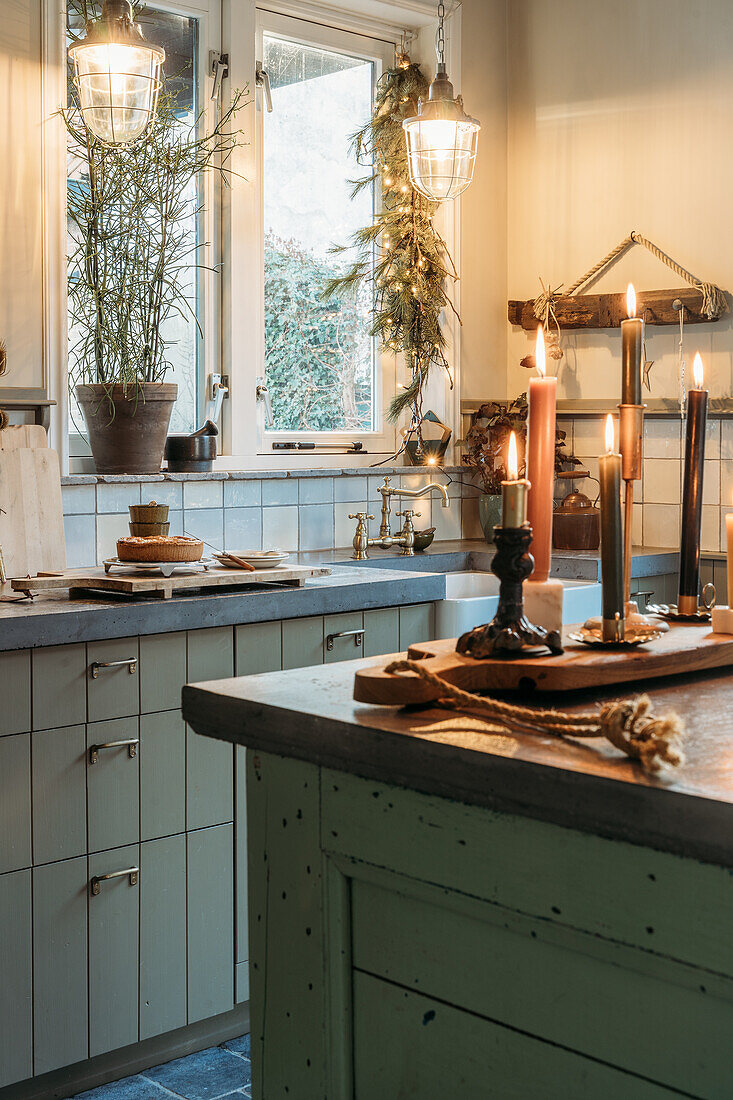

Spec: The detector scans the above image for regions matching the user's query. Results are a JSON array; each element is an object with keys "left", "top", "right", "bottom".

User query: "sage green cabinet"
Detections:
[
  {"left": 139, "top": 631, "right": 187, "bottom": 713},
  {"left": 87, "top": 717, "right": 140, "bottom": 853},
  {"left": 32, "top": 643, "right": 86, "bottom": 731},
  {"left": 235, "top": 620, "right": 282, "bottom": 676},
  {"left": 87, "top": 637, "right": 140, "bottom": 723},
  {"left": 33, "top": 858, "right": 88, "bottom": 1075},
  {"left": 0, "top": 733, "right": 31, "bottom": 874},
  {"left": 140, "top": 835, "right": 187, "bottom": 1040},
  {"left": 187, "top": 627, "right": 234, "bottom": 830},
  {"left": 88, "top": 844, "right": 140, "bottom": 1058},
  {"left": 282, "top": 615, "right": 324, "bottom": 670},
  {"left": 324, "top": 612, "right": 363, "bottom": 664},
  {"left": 0, "top": 869, "right": 32, "bottom": 1088},
  {"left": 0, "top": 649, "right": 31, "bottom": 736},
  {"left": 399, "top": 602, "right": 435, "bottom": 649},
  {"left": 187, "top": 824, "right": 234, "bottom": 1024},
  {"left": 32, "top": 725, "right": 86, "bottom": 865},
  {"left": 140, "top": 711, "right": 186, "bottom": 841},
  {"left": 363, "top": 608, "right": 399, "bottom": 658}
]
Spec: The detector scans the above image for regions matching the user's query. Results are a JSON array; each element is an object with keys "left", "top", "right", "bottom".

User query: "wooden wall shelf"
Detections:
[{"left": 508, "top": 287, "right": 720, "bottom": 331}]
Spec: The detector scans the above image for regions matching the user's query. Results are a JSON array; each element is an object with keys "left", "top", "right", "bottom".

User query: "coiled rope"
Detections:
[
  {"left": 384, "top": 659, "right": 687, "bottom": 776},
  {"left": 533, "top": 231, "right": 728, "bottom": 332}
]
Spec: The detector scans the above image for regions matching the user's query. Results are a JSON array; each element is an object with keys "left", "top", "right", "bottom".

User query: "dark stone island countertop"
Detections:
[{"left": 183, "top": 640, "right": 733, "bottom": 871}]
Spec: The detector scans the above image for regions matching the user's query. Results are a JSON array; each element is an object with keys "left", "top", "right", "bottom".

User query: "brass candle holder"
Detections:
[
  {"left": 618, "top": 402, "right": 645, "bottom": 619},
  {"left": 456, "top": 524, "right": 563, "bottom": 659}
]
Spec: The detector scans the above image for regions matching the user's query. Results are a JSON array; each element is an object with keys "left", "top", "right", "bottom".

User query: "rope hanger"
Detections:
[{"left": 533, "top": 231, "right": 728, "bottom": 337}]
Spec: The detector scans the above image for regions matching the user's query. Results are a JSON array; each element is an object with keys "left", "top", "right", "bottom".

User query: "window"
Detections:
[
  {"left": 255, "top": 13, "right": 397, "bottom": 453},
  {"left": 66, "top": 0, "right": 219, "bottom": 455}
]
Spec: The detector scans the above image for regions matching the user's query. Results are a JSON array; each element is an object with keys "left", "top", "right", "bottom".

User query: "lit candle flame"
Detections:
[
  {"left": 693, "top": 351, "right": 704, "bottom": 389},
  {"left": 508, "top": 431, "right": 518, "bottom": 480},
  {"left": 535, "top": 325, "right": 546, "bottom": 378},
  {"left": 605, "top": 413, "right": 615, "bottom": 454},
  {"left": 626, "top": 283, "right": 636, "bottom": 319}
]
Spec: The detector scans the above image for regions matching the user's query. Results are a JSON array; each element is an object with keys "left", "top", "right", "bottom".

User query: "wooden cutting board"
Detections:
[
  {"left": 11, "top": 563, "right": 330, "bottom": 600},
  {"left": 0, "top": 446, "right": 66, "bottom": 577},
  {"left": 0, "top": 425, "right": 48, "bottom": 450},
  {"left": 353, "top": 624, "right": 733, "bottom": 703}
]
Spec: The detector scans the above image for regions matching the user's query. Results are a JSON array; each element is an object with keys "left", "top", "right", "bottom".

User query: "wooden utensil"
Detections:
[
  {"left": 186, "top": 533, "right": 255, "bottom": 572},
  {"left": 353, "top": 624, "right": 733, "bottom": 703}
]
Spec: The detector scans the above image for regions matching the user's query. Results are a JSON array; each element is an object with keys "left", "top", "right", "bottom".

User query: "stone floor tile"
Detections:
[{"left": 144, "top": 1046, "right": 250, "bottom": 1100}]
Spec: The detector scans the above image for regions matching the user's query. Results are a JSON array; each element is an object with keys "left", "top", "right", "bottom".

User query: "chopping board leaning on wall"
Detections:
[{"left": 0, "top": 425, "right": 66, "bottom": 577}]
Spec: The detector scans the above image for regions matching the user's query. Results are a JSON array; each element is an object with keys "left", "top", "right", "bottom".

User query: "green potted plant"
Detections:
[
  {"left": 463, "top": 396, "right": 580, "bottom": 542},
  {"left": 63, "top": 36, "right": 244, "bottom": 473}
]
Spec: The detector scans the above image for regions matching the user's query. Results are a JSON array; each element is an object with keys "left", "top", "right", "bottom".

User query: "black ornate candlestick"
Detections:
[{"left": 456, "top": 525, "right": 563, "bottom": 659}]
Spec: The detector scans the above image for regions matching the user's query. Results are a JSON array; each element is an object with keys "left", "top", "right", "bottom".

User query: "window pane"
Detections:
[
  {"left": 67, "top": 7, "right": 200, "bottom": 442},
  {"left": 263, "top": 35, "right": 375, "bottom": 432}
]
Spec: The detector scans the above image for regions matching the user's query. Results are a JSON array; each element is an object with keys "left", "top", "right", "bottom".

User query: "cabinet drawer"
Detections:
[
  {"left": 0, "top": 733, "right": 31, "bottom": 874},
  {"left": 324, "top": 612, "right": 364, "bottom": 664},
  {"left": 0, "top": 650, "right": 31, "bottom": 736},
  {"left": 235, "top": 621, "right": 282, "bottom": 676},
  {"left": 282, "top": 616, "right": 324, "bottom": 670},
  {"left": 399, "top": 602, "right": 435, "bottom": 649},
  {"left": 89, "top": 844, "right": 140, "bottom": 1058},
  {"left": 33, "top": 644, "right": 86, "bottom": 731},
  {"left": 140, "top": 711, "right": 186, "bottom": 841},
  {"left": 32, "top": 725, "right": 86, "bottom": 864},
  {"left": 33, "top": 858, "right": 88, "bottom": 1075},
  {"left": 87, "top": 638, "right": 140, "bottom": 722},
  {"left": 0, "top": 869, "right": 32, "bottom": 1088},
  {"left": 87, "top": 717, "right": 140, "bottom": 853},
  {"left": 140, "top": 632, "right": 187, "bottom": 714},
  {"left": 188, "top": 625, "right": 234, "bottom": 683}
]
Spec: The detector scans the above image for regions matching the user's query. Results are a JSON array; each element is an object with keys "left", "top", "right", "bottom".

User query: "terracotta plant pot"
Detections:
[
  {"left": 77, "top": 383, "right": 178, "bottom": 475},
  {"left": 478, "top": 493, "right": 502, "bottom": 543}
]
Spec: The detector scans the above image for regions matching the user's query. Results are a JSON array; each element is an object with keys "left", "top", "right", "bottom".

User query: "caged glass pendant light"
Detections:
[
  {"left": 69, "top": 0, "right": 165, "bottom": 146},
  {"left": 402, "top": 0, "right": 480, "bottom": 202}
]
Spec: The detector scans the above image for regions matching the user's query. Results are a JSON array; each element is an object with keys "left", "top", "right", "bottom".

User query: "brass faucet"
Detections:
[{"left": 349, "top": 477, "right": 450, "bottom": 560}]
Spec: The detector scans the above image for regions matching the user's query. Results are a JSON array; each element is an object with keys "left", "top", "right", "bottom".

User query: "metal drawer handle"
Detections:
[
  {"left": 89, "top": 738, "right": 139, "bottom": 764},
  {"left": 90, "top": 867, "right": 139, "bottom": 896},
  {"left": 90, "top": 657, "right": 137, "bottom": 679},
  {"left": 326, "top": 628, "right": 364, "bottom": 652}
]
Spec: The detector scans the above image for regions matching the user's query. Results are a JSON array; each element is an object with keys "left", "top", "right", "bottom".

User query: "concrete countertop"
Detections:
[
  {"left": 0, "top": 539, "right": 675, "bottom": 652},
  {"left": 183, "top": 650, "right": 733, "bottom": 870}
]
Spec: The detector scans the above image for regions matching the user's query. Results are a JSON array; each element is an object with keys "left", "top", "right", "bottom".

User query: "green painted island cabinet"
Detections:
[
  {"left": 0, "top": 601, "right": 435, "bottom": 1094},
  {"left": 246, "top": 751, "right": 733, "bottom": 1099}
]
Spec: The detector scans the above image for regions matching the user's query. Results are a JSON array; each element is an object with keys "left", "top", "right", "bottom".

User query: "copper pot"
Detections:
[{"left": 552, "top": 470, "right": 600, "bottom": 551}]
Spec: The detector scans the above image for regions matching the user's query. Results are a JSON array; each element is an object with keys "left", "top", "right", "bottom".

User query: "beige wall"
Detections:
[
  {"left": 459, "top": 0, "right": 508, "bottom": 402},
  {"left": 505, "top": 0, "right": 733, "bottom": 407},
  {"left": 0, "top": 0, "right": 44, "bottom": 391}
]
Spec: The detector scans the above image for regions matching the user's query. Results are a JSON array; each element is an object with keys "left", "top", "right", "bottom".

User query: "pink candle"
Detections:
[{"left": 526, "top": 325, "right": 557, "bottom": 583}]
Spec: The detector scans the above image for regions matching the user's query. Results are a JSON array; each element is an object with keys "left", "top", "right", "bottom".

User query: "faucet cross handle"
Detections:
[
  {"left": 395, "top": 509, "right": 420, "bottom": 557},
  {"left": 349, "top": 513, "right": 374, "bottom": 562},
  {"left": 395, "top": 509, "right": 421, "bottom": 520}
]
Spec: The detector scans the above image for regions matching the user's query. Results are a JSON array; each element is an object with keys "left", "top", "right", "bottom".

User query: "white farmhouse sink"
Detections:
[{"left": 436, "top": 572, "right": 601, "bottom": 639}]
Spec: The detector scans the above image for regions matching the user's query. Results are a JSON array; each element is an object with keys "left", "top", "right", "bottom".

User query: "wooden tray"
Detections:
[
  {"left": 11, "top": 564, "right": 330, "bottom": 600},
  {"left": 353, "top": 623, "right": 733, "bottom": 704}
]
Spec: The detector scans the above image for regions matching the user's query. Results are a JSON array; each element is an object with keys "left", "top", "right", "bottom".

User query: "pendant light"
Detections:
[
  {"left": 69, "top": 0, "right": 164, "bottom": 146},
  {"left": 402, "top": 0, "right": 480, "bottom": 202}
]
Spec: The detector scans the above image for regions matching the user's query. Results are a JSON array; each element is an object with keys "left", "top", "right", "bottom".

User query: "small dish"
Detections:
[
  {"left": 104, "top": 558, "right": 214, "bottom": 578},
  {"left": 568, "top": 625, "right": 663, "bottom": 648},
  {"left": 214, "top": 550, "right": 289, "bottom": 570}
]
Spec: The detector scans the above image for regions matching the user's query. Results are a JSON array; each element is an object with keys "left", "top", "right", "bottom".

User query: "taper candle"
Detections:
[
  {"left": 678, "top": 352, "right": 708, "bottom": 615},
  {"left": 501, "top": 431, "right": 530, "bottom": 528},
  {"left": 599, "top": 413, "right": 624, "bottom": 640},
  {"left": 621, "top": 283, "right": 643, "bottom": 406},
  {"left": 527, "top": 325, "right": 557, "bottom": 582},
  {"left": 726, "top": 506, "right": 733, "bottom": 608}
]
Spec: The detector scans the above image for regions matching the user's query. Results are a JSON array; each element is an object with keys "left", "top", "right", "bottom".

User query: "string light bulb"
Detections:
[{"left": 68, "top": 0, "right": 164, "bottom": 144}]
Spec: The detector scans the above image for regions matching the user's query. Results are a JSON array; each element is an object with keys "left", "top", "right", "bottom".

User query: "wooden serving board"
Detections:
[
  {"left": 353, "top": 623, "right": 733, "bottom": 704},
  {"left": 0, "top": 446, "right": 66, "bottom": 577},
  {"left": 11, "top": 563, "right": 330, "bottom": 600}
]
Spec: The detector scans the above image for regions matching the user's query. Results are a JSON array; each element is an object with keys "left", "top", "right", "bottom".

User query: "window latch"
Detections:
[
  {"left": 256, "top": 377, "right": 275, "bottom": 429},
  {"left": 210, "top": 51, "right": 229, "bottom": 103},
  {"left": 256, "top": 62, "right": 273, "bottom": 113}
]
